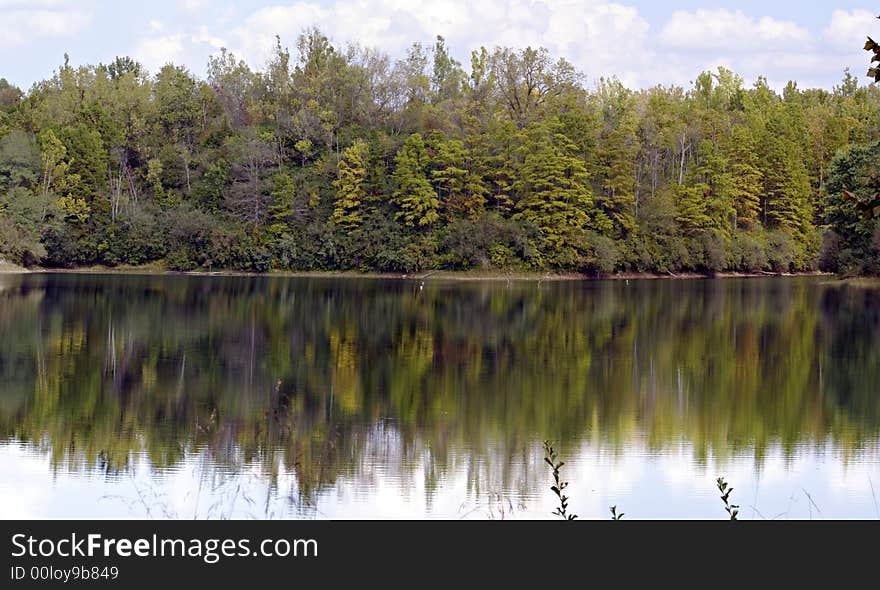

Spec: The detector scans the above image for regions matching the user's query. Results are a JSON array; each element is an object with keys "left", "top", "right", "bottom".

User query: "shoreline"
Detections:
[{"left": 0, "top": 262, "right": 837, "bottom": 282}]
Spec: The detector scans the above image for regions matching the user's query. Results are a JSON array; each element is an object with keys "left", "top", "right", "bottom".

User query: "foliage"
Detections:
[
  {"left": 716, "top": 477, "right": 739, "bottom": 520},
  {"left": 824, "top": 142, "right": 880, "bottom": 275},
  {"left": 331, "top": 139, "right": 369, "bottom": 228},
  {"left": 0, "top": 33, "right": 877, "bottom": 272},
  {"left": 392, "top": 133, "right": 439, "bottom": 227},
  {"left": 543, "top": 441, "right": 577, "bottom": 520}
]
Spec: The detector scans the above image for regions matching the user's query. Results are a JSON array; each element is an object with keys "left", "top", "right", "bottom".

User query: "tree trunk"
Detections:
[
  {"left": 183, "top": 148, "right": 192, "bottom": 195},
  {"left": 678, "top": 137, "right": 688, "bottom": 186}
]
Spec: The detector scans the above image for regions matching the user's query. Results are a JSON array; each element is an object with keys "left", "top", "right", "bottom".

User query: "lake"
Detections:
[{"left": 0, "top": 273, "right": 877, "bottom": 519}]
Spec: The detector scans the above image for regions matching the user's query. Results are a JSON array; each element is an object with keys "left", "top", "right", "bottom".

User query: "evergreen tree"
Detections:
[
  {"left": 674, "top": 183, "right": 711, "bottom": 234},
  {"left": 693, "top": 140, "right": 735, "bottom": 233},
  {"left": 426, "top": 131, "right": 487, "bottom": 221},
  {"left": 763, "top": 137, "right": 813, "bottom": 236},
  {"left": 0, "top": 31, "right": 875, "bottom": 273},
  {"left": 392, "top": 133, "right": 439, "bottom": 227},
  {"left": 824, "top": 141, "right": 880, "bottom": 273},
  {"left": 513, "top": 120, "right": 597, "bottom": 265},
  {"left": 726, "top": 125, "right": 763, "bottom": 229},
  {"left": 594, "top": 78, "right": 637, "bottom": 238},
  {"left": 332, "top": 140, "right": 369, "bottom": 228},
  {"left": 268, "top": 172, "right": 296, "bottom": 241}
]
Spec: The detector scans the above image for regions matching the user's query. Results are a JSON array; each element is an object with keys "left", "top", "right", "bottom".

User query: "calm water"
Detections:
[{"left": 0, "top": 273, "right": 878, "bottom": 519}]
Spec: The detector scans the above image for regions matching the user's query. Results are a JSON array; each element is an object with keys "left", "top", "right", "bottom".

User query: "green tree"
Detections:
[
  {"left": 0, "top": 130, "right": 40, "bottom": 189},
  {"left": 153, "top": 65, "right": 201, "bottom": 194},
  {"left": 824, "top": 141, "right": 880, "bottom": 273},
  {"left": 726, "top": 125, "right": 763, "bottom": 229},
  {"left": 426, "top": 131, "right": 487, "bottom": 221},
  {"left": 431, "top": 35, "right": 464, "bottom": 104},
  {"left": 674, "top": 184, "right": 712, "bottom": 234},
  {"left": 593, "top": 78, "right": 637, "bottom": 237},
  {"left": 268, "top": 172, "right": 296, "bottom": 240},
  {"left": 392, "top": 133, "right": 439, "bottom": 227},
  {"left": 58, "top": 123, "right": 107, "bottom": 201},
  {"left": 513, "top": 120, "right": 598, "bottom": 266},
  {"left": 0, "top": 30, "right": 876, "bottom": 275},
  {"left": 762, "top": 136, "right": 813, "bottom": 236},
  {"left": 332, "top": 140, "right": 370, "bottom": 228},
  {"left": 38, "top": 129, "right": 74, "bottom": 197},
  {"left": 490, "top": 46, "right": 581, "bottom": 128},
  {"left": 692, "top": 140, "right": 735, "bottom": 233}
]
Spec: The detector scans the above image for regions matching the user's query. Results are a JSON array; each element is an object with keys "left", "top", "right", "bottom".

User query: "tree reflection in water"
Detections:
[{"left": 0, "top": 273, "right": 878, "bottom": 517}]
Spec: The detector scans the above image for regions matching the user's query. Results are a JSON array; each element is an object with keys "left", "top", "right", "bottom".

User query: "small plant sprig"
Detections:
[
  {"left": 716, "top": 477, "right": 739, "bottom": 520},
  {"left": 610, "top": 505, "right": 624, "bottom": 520},
  {"left": 543, "top": 441, "right": 577, "bottom": 520}
]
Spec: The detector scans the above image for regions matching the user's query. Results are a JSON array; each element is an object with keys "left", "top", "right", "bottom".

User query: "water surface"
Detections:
[{"left": 0, "top": 273, "right": 877, "bottom": 519}]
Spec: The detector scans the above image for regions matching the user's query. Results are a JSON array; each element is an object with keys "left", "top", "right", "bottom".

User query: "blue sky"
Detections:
[{"left": 0, "top": 1, "right": 877, "bottom": 91}]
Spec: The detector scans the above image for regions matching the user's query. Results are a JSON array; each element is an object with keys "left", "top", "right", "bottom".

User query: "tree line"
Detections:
[{"left": 1, "top": 29, "right": 880, "bottom": 274}]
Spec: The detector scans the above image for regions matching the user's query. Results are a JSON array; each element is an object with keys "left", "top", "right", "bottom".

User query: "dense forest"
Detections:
[{"left": 2, "top": 29, "right": 880, "bottom": 274}]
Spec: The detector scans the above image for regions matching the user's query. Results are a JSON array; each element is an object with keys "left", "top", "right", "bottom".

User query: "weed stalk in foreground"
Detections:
[
  {"left": 716, "top": 477, "right": 739, "bottom": 520},
  {"left": 543, "top": 441, "right": 577, "bottom": 520}
]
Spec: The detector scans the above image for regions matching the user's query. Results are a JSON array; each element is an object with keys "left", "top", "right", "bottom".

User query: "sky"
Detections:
[{"left": 0, "top": 1, "right": 878, "bottom": 92}]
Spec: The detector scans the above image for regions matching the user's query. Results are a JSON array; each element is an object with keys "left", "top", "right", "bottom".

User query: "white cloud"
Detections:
[
  {"left": 217, "top": 1, "right": 865, "bottom": 91},
  {"left": 646, "top": 7, "right": 876, "bottom": 90},
  {"left": 0, "top": 0, "right": 68, "bottom": 6},
  {"left": 823, "top": 9, "right": 876, "bottom": 51},
  {"left": 4, "top": 1, "right": 873, "bottom": 91},
  {"left": 545, "top": 1, "right": 650, "bottom": 87},
  {"left": 228, "top": 1, "right": 326, "bottom": 64},
  {"left": 659, "top": 9, "right": 810, "bottom": 53},
  {"left": 223, "top": 0, "right": 651, "bottom": 85},
  {"left": 134, "top": 34, "right": 186, "bottom": 73},
  {"left": 133, "top": 25, "right": 226, "bottom": 75},
  {"left": 0, "top": 6, "right": 91, "bottom": 48},
  {"left": 178, "top": 0, "right": 211, "bottom": 13},
  {"left": 191, "top": 25, "right": 225, "bottom": 49}
]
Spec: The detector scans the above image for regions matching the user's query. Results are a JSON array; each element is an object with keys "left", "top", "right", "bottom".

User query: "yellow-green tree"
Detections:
[
  {"left": 513, "top": 119, "right": 599, "bottom": 266},
  {"left": 392, "top": 133, "right": 439, "bottom": 227},
  {"left": 331, "top": 139, "right": 369, "bottom": 228},
  {"left": 726, "top": 126, "right": 763, "bottom": 229}
]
